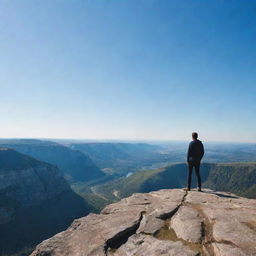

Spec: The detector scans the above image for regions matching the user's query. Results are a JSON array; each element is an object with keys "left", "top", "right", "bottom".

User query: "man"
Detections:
[{"left": 186, "top": 132, "right": 204, "bottom": 191}]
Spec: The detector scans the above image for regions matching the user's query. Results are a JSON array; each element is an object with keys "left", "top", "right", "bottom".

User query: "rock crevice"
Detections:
[{"left": 104, "top": 211, "right": 144, "bottom": 255}]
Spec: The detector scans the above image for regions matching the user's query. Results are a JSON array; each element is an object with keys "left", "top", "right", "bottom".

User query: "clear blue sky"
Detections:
[{"left": 0, "top": 0, "right": 255, "bottom": 142}]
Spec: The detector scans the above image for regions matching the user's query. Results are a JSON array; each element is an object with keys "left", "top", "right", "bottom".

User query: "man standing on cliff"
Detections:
[{"left": 186, "top": 132, "right": 204, "bottom": 191}]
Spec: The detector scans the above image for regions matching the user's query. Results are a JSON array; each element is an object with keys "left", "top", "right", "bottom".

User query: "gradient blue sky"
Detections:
[{"left": 0, "top": 0, "right": 255, "bottom": 142}]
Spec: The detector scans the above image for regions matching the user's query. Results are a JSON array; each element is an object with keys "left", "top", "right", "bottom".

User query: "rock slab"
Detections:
[{"left": 30, "top": 189, "right": 256, "bottom": 256}]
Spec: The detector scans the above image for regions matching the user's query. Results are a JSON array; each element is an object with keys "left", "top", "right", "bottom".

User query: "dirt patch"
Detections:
[
  {"left": 244, "top": 221, "right": 256, "bottom": 232},
  {"left": 155, "top": 219, "right": 204, "bottom": 255}
]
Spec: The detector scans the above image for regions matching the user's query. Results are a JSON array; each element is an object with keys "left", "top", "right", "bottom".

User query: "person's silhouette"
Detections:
[{"left": 186, "top": 132, "right": 204, "bottom": 191}]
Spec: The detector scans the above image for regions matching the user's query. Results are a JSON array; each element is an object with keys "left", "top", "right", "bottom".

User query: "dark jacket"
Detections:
[{"left": 187, "top": 139, "right": 204, "bottom": 162}]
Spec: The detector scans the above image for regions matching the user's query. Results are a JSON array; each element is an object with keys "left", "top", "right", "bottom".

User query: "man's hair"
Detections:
[{"left": 192, "top": 132, "right": 198, "bottom": 139}]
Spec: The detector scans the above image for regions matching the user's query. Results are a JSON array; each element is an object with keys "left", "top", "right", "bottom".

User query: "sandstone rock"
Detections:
[
  {"left": 212, "top": 242, "right": 247, "bottom": 256},
  {"left": 186, "top": 190, "right": 256, "bottom": 255},
  {"left": 136, "top": 213, "right": 164, "bottom": 235},
  {"left": 111, "top": 234, "right": 198, "bottom": 256},
  {"left": 170, "top": 205, "right": 203, "bottom": 243},
  {"left": 30, "top": 189, "right": 256, "bottom": 256}
]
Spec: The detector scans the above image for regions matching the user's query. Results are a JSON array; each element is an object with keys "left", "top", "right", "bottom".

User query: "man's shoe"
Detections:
[
  {"left": 198, "top": 188, "right": 202, "bottom": 192},
  {"left": 184, "top": 188, "right": 190, "bottom": 192}
]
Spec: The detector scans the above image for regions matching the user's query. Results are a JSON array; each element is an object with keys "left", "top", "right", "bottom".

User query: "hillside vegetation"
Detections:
[
  {"left": 203, "top": 162, "right": 256, "bottom": 198},
  {"left": 77, "top": 162, "right": 256, "bottom": 211}
]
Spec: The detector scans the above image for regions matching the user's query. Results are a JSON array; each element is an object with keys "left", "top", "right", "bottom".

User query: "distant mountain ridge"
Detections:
[
  {"left": 70, "top": 143, "right": 165, "bottom": 175},
  {"left": 0, "top": 139, "right": 105, "bottom": 182},
  {"left": 69, "top": 141, "right": 256, "bottom": 176},
  {"left": 0, "top": 148, "right": 92, "bottom": 256}
]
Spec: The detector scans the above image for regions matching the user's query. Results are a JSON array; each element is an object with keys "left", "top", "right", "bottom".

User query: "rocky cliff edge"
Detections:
[{"left": 30, "top": 189, "right": 256, "bottom": 256}]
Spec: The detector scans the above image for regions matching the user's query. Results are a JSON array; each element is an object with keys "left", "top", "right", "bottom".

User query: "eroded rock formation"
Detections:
[
  {"left": 30, "top": 189, "right": 256, "bottom": 256},
  {"left": 0, "top": 148, "right": 91, "bottom": 255}
]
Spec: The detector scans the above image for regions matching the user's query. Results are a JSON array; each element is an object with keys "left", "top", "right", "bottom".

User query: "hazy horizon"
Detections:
[
  {"left": 1, "top": 1, "right": 255, "bottom": 143},
  {"left": 0, "top": 137, "right": 255, "bottom": 145}
]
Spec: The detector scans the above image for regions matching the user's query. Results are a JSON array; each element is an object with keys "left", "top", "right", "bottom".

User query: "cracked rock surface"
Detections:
[
  {"left": 30, "top": 189, "right": 256, "bottom": 256},
  {"left": 170, "top": 205, "right": 203, "bottom": 243}
]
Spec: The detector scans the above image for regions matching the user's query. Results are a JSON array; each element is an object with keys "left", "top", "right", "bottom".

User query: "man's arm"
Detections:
[
  {"left": 200, "top": 143, "right": 204, "bottom": 160},
  {"left": 187, "top": 143, "right": 192, "bottom": 162}
]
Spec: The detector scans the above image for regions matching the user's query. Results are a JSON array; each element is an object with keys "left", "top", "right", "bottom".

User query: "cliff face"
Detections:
[
  {"left": 31, "top": 189, "right": 256, "bottom": 256},
  {"left": 1, "top": 165, "right": 67, "bottom": 205},
  {"left": 0, "top": 148, "right": 91, "bottom": 255},
  {"left": 0, "top": 148, "right": 69, "bottom": 207}
]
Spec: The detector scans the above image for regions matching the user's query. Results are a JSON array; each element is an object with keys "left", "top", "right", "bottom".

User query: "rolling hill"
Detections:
[{"left": 83, "top": 162, "right": 256, "bottom": 208}]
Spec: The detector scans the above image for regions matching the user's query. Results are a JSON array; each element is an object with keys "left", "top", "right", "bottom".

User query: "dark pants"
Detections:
[{"left": 187, "top": 161, "right": 201, "bottom": 189}]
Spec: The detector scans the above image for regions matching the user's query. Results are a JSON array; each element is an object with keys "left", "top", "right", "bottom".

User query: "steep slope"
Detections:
[
  {"left": 203, "top": 162, "right": 256, "bottom": 198},
  {"left": 93, "top": 163, "right": 256, "bottom": 202},
  {"left": 0, "top": 139, "right": 105, "bottom": 182},
  {"left": 0, "top": 148, "right": 92, "bottom": 256},
  {"left": 30, "top": 189, "right": 256, "bottom": 256}
]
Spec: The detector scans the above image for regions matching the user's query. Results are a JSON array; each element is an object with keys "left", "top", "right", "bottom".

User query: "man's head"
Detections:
[{"left": 192, "top": 132, "right": 198, "bottom": 140}]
